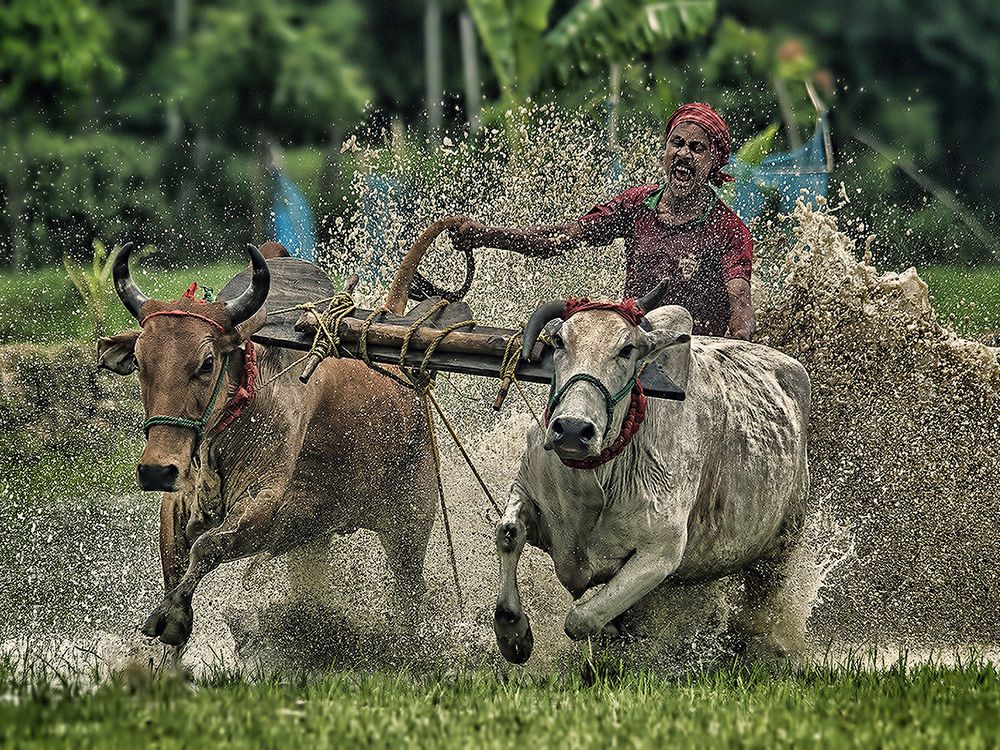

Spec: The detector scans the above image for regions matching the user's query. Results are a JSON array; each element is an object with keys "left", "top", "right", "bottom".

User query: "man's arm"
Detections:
[
  {"left": 726, "top": 277, "right": 756, "bottom": 341},
  {"left": 450, "top": 218, "right": 582, "bottom": 258}
]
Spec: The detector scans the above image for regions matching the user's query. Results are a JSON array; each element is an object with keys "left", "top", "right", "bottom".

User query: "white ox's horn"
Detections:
[
  {"left": 521, "top": 299, "right": 568, "bottom": 361},
  {"left": 637, "top": 277, "right": 672, "bottom": 315}
]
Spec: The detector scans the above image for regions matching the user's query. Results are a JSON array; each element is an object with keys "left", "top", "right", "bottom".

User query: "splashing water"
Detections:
[{"left": 2, "top": 107, "right": 999, "bottom": 680}]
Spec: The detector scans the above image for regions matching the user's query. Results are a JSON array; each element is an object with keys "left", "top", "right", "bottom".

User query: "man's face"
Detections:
[{"left": 660, "top": 122, "right": 717, "bottom": 200}]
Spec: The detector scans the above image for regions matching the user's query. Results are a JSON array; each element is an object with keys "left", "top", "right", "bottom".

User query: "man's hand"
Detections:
[{"left": 726, "top": 277, "right": 756, "bottom": 341}]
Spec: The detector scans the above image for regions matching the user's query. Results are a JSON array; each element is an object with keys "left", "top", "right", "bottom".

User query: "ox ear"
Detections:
[
  {"left": 637, "top": 327, "right": 692, "bottom": 391},
  {"left": 637, "top": 328, "right": 691, "bottom": 359},
  {"left": 97, "top": 331, "right": 140, "bottom": 375},
  {"left": 539, "top": 318, "right": 563, "bottom": 347}
]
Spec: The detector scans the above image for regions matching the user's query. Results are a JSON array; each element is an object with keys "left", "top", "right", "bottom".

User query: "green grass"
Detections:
[
  {"left": 1, "top": 658, "right": 998, "bottom": 748},
  {"left": 920, "top": 265, "right": 1000, "bottom": 336},
  {"left": 1, "top": 262, "right": 245, "bottom": 345}
]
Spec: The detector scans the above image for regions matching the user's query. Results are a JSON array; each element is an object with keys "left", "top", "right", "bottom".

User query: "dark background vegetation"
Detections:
[{"left": 1, "top": 0, "right": 997, "bottom": 272}]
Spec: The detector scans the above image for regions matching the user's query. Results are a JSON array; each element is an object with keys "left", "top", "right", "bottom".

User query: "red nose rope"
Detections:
[
  {"left": 140, "top": 282, "right": 259, "bottom": 438},
  {"left": 548, "top": 297, "right": 649, "bottom": 470}
]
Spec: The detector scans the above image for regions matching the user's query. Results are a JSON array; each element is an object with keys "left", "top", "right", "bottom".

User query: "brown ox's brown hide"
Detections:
[
  {"left": 258, "top": 242, "right": 290, "bottom": 260},
  {"left": 97, "top": 241, "right": 438, "bottom": 648}
]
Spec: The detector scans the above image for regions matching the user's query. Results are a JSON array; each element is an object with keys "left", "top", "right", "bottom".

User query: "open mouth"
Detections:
[{"left": 671, "top": 161, "right": 694, "bottom": 187}]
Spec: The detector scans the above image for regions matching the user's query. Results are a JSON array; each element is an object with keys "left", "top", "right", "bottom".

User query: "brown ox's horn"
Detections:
[
  {"left": 521, "top": 299, "right": 568, "bottom": 361},
  {"left": 112, "top": 242, "right": 150, "bottom": 320},
  {"left": 224, "top": 244, "right": 270, "bottom": 326},
  {"left": 637, "top": 277, "right": 672, "bottom": 315}
]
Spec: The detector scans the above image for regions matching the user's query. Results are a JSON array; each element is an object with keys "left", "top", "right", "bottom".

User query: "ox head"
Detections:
[
  {"left": 522, "top": 281, "right": 692, "bottom": 461},
  {"left": 97, "top": 243, "right": 270, "bottom": 492}
]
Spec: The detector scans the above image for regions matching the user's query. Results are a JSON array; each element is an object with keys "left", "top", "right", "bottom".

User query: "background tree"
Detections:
[
  {"left": 0, "top": 0, "right": 119, "bottom": 270},
  {"left": 466, "top": 0, "right": 716, "bottom": 116}
]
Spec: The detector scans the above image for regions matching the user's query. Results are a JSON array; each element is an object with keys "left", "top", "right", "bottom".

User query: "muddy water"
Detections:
[{"left": 3, "top": 110, "right": 999, "bottom": 677}]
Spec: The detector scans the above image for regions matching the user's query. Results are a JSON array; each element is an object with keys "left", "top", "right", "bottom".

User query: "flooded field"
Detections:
[{"left": 2, "top": 111, "right": 999, "bottom": 682}]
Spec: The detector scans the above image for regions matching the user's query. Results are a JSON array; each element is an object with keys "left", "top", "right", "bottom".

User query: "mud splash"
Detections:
[{"left": 2, "top": 108, "right": 999, "bottom": 679}]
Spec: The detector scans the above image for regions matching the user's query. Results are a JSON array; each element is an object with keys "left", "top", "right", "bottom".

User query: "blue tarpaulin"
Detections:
[
  {"left": 272, "top": 171, "right": 316, "bottom": 262},
  {"left": 729, "top": 115, "right": 832, "bottom": 222}
]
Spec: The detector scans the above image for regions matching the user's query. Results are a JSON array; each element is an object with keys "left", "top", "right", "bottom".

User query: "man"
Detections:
[{"left": 450, "top": 103, "right": 756, "bottom": 340}]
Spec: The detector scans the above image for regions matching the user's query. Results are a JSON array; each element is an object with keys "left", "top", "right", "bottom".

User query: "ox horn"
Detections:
[
  {"left": 112, "top": 242, "right": 150, "bottom": 320},
  {"left": 637, "top": 277, "right": 672, "bottom": 315},
  {"left": 224, "top": 244, "right": 271, "bottom": 326},
  {"left": 521, "top": 299, "right": 568, "bottom": 361}
]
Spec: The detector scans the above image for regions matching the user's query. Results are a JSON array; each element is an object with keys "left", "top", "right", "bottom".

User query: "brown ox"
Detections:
[{"left": 97, "top": 230, "right": 451, "bottom": 647}]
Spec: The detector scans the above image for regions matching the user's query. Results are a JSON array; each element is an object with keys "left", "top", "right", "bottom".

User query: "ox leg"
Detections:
[
  {"left": 731, "top": 546, "right": 809, "bottom": 661},
  {"left": 494, "top": 489, "right": 535, "bottom": 664},
  {"left": 564, "top": 528, "right": 686, "bottom": 641},
  {"left": 379, "top": 515, "right": 432, "bottom": 633},
  {"left": 156, "top": 493, "right": 192, "bottom": 668},
  {"left": 159, "top": 492, "right": 190, "bottom": 593},
  {"left": 142, "top": 492, "right": 281, "bottom": 646}
]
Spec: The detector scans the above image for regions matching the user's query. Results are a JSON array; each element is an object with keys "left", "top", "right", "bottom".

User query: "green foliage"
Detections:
[
  {"left": 717, "top": 122, "right": 780, "bottom": 205},
  {"left": 63, "top": 241, "right": 154, "bottom": 340},
  {"left": 0, "top": 262, "right": 245, "bottom": 345},
  {"left": 0, "top": 0, "right": 119, "bottom": 120},
  {"left": 724, "top": 0, "right": 1000, "bottom": 261},
  {"left": 547, "top": 0, "right": 716, "bottom": 79},
  {"left": 736, "top": 122, "right": 780, "bottom": 166},
  {"left": 175, "top": 0, "right": 371, "bottom": 146},
  {"left": 468, "top": 0, "right": 716, "bottom": 109},
  {"left": 0, "top": 132, "right": 169, "bottom": 265},
  {"left": 920, "top": 264, "right": 1000, "bottom": 337}
]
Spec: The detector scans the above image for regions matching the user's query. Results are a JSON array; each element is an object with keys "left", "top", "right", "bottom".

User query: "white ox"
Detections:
[{"left": 493, "top": 289, "right": 811, "bottom": 663}]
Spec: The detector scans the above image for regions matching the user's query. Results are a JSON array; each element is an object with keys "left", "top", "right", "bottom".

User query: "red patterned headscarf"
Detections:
[{"left": 665, "top": 102, "right": 733, "bottom": 186}]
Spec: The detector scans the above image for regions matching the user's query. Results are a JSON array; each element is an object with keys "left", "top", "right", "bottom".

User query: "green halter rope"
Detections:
[
  {"left": 547, "top": 370, "right": 640, "bottom": 438},
  {"left": 142, "top": 352, "right": 230, "bottom": 453}
]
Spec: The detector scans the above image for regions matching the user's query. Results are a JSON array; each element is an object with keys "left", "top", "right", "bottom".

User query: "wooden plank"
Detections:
[
  {"left": 259, "top": 318, "right": 684, "bottom": 400},
  {"left": 293, "top": 311, "right": 544, "bottom": 360},
  {"left": 222, "top": 258, "right": 685, "bottom": 401}
]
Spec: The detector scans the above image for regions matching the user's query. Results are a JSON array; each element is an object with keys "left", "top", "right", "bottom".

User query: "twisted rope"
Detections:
[
  {"left": 422, "top": 397, "right": 465, "bottom": 615},
  {"left": 498, "top": 330, "right": 545, "bottom": 431},
  {"left": 259, "top": 292, "right": 357, "bottom": 389}
]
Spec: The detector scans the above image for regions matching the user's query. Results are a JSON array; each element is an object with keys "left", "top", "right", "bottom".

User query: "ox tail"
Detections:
[{"left": 383, "top": 216, "right": 467, "bottom": 316}]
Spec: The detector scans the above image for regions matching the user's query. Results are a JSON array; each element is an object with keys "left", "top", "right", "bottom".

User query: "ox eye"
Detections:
[
  {"left": 199, "top": 355, "right": 215, "bottom": 375},
  {"left": 552, "top": 333, "right": 565, "bottom": 349},
  {"left": 618, "top": 344, "right": 635, "bottom": 358}
]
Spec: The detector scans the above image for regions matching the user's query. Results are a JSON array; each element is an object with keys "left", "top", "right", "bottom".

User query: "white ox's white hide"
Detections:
[{"left": 493, "top": 305, "right": 811, "bottom": 664}]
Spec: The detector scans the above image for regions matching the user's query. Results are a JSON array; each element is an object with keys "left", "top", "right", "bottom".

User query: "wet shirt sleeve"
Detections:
[
  {"left": 577, "top": 186, "right": 656, "bottom": 245},
  {"left": 721, "top": 213, "right": 753, "bottom": 283}
]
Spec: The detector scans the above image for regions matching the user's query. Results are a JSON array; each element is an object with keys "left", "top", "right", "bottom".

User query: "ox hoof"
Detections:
[
  {"left": 141, "top": 597, "right": 194, "bottom": 646},
  {"left": 564, "top": 605, "right": 603, "bottom": 641},
  {"left": 494, "top": 605, "right": 534, "bottom": 665}
]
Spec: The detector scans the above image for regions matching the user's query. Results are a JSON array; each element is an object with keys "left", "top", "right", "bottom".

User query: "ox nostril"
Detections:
[
  {"left": 549, "top": 417, "right": 597, "bottom": 450},
  {"left": 138, "top": 463, "right": 179, "bottom": 491}
]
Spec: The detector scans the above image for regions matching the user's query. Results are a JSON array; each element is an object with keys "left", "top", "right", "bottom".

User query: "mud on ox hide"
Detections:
[
  {"left": 493, "top": 283, "right": 811, "bottom": 664},
  {"left": 97, "top": 242, "right": 437, "bottom": 647}
]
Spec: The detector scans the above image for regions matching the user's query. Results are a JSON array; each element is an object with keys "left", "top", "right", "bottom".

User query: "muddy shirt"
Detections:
[{"left": 578, "top": 184, "right": 752, "bottom": 336}]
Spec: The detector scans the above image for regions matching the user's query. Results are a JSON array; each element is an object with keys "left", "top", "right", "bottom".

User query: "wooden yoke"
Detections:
[{"left": 219, "top": 257, "right": 686, "bottom": 402}]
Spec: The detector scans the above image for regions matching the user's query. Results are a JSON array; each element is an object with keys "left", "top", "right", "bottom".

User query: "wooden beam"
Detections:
[{"left": 221, "top": 258, "right": 685, "bottom": 401}]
